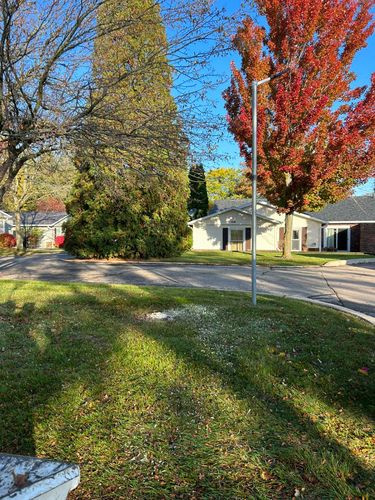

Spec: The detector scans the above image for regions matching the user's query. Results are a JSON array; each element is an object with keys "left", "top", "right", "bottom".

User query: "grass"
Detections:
[
  {"left": 0, "top": 248, "right": 63, "bottom": 256},
  {"left": 0, "top": 248, "right": 19, "bottom": 256},
  {"left": 160, "top": 250, "right": 375, "bottom": 266},
  {"left": 0, "top": 281, "right": 374, "bottom": 498},
  {"left": 2, "top": 248, "right": 374, "bottom": 267}
]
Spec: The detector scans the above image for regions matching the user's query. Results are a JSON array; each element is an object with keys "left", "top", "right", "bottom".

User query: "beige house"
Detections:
[{"left": 189, "top": 199, "right": 323, "bottom": 252}]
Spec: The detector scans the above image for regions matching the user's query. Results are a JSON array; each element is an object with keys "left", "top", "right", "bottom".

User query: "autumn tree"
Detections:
[
  {"left": 188, "top": 164, "right": 209, "bottom": 219},
  {"left": 0, "top": 0, "right": 228, "bottom": 204},
  {"left": 224, "top": 0, "right": 375, "bottom": 258},
  {"left": 2, "top": 155, "right": 75, "bottom": 249},
  {"left": 36, "top": 198, "right": 66, "bottom": 212},
  {"left": 206, "top": 167, "right": 245, "bottom": 202}
]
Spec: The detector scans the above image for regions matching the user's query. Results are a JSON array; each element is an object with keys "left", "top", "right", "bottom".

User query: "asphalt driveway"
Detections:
[{"left": 0, "top": 252, "right": 374, "bottom": 317}]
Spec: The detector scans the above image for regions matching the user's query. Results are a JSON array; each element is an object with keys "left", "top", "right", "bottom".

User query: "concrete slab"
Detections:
[{"left": 0, "top": 454, "right": 79, "bottom": 499}]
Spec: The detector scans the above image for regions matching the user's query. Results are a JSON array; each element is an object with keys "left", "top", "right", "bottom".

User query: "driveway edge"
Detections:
[
  {"left": 68, "top": 257, "right": 375, "bottom": 268},
  {"left": 260, "top": 292, "right": 375, "bottom": 326},
  {"left": 323, "top": 257, "right": 375, "bottom": 267},
  {"left": 63, "top": 259, "right": 375, "bottom": 269}
]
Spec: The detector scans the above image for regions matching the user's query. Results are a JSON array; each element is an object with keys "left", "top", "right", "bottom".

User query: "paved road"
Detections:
[{"left": 0, "top": 252, "right": 374, "bottom": 317}]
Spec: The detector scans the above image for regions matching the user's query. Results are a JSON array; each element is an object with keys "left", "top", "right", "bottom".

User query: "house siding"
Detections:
[
  {"left": 257, "top": 206, "right": 321, "bottom": 251},
  {"left": 191, "top": 206, "right": 322, "bottom": 252},
  {"left": 191, "top": 210, "right": 277, "bottom": 251},
  {"left": 350, "top": 224, "right": 361, "bottom": 252},
  {"left": 0, "top": 212, "right": 12, "bottom": 234},
  {"left": 359, "top": 223, "right": 375, "bottom": 253}
]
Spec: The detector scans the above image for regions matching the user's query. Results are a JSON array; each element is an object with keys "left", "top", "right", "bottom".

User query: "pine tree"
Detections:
[
  {"left": 65, "top": 0, "right": 190, "bottom": 258},
  {"left": 188, "top": 164, "right": 209, "bottom": 219}
]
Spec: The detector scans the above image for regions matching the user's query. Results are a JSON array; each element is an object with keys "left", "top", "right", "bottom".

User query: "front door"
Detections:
[
  {"left": 337, "top": 228, "right": 349, "bottom": 251},
  {"left": 230, "top": 229, "right": 243, "bottom": 252}
]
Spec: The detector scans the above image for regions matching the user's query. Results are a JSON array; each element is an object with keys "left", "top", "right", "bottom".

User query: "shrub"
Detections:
[
  {"left": 27, "top": 228, "right": 43, "bottom": 248},
  {"left": 55, "top": 235, "right": 65, "bottom": 248},
  {"left": 65, "top": 164, "right": 190, "bottom": 259},
  {"left": 0, "top": 233, "right": 16, "bottom": 248}
]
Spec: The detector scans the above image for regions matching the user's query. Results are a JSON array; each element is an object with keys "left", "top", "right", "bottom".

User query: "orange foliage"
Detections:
[{"left": 224, "top": 0, "right": 375, "bottom": 213}]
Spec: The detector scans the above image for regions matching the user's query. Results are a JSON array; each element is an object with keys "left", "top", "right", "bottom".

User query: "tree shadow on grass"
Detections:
[
  {"left": 0, "top": 282, "right": 374, "bottom": 498},
  {"left": 0, "top": 281, "right": 136, "bottom": 456},
  {"left": 138, "top": 293, "right": 375, "bottom": 498}
]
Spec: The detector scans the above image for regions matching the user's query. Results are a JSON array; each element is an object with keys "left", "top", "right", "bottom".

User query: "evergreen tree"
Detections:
[
  {"left": 188, "top": 164, "right": 209, "bottom": 219},
  {"left": 65, "top": 0, "right": 190, "bottom": 258},
  {"left": 65, "top": 161, "right": 189, "bottom": 258}
]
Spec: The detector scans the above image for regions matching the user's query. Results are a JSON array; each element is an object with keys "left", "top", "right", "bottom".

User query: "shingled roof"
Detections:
[
  {"left": 18, "top": 212, "right": 68, "bottom": 226},
  {"left": 306, "top": 196, "right": 375, "bottom": 222},
  {"left": 208, "top": 199, "right": 272, "bottom": 215}
]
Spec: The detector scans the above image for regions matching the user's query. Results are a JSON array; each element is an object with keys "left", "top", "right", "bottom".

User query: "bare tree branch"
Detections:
[{"left": 0, "top": 0, "right": 237, "bottom": 203}]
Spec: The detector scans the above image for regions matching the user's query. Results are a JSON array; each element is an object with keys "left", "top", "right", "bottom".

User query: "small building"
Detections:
[
  {"left": 189, "top": 199, "right": 322, "bottom": 252},
  {"left": 308, "top": 195, "right": 375, "bottom": 253},
  {"left": 0, "top": 211, "right": 68, "bottom": 248},
  {"left": 0, "top": 210, "right": 13, "bottom": 234},
  {"left": 189, "top": 196, "right": 375, "bottom": 253}
]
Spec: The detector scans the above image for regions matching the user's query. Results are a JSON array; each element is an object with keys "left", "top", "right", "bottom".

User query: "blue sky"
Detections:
[{"left": 205, "top": 0, "right": 374, "bottom": 195}]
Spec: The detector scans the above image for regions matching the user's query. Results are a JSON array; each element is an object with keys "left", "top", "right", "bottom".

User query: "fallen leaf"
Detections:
[
  {"left": 358, "top": 367, "right": 369, "bottom": 376},
  {"left": 260, "top": 470, "right": 272, "bottom": 480},
  {"left": 12, "top": 472, "right": 28, "bottom": 488}
]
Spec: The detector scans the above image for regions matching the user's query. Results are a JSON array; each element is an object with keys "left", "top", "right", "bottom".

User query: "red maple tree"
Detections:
[
  {"left": 224, "top": 0, "right": 375, "bottom": 257},
  {"left": 36, "top": 197, "right": 66, "bottom": 212}
]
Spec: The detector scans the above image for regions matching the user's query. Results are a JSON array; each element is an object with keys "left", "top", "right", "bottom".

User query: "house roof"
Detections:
[
  {"left": 14, "top": 211, "right": 69, "bottom": 227},
  {"left": 209, "top": 199, "right": 253, "bottom": 215},
  {"left": 205, "top": 199, "right": 323, "bottom": 223},
  {"left": 0, "top": 209, "right": 12, "bottom": 218},
  {"left": 188, "top": 206, "right": 278, "bottom": 225},
  {"left": 306, "top": 196, "right": 375, "bottom": 222}
]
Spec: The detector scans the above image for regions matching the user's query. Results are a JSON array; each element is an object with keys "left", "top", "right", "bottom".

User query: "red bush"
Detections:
[
  {"left": 0, "top": 233, "right": 16, "bottom": 248},
  {"left": 55, "top": 235, "right": 65, "bottom": 248}
]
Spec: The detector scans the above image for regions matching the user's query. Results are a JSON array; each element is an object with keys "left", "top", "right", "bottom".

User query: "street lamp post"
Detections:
[
  {"left": 251, "top": 81, "right": 258, "bottom": 306},
  {"left": 251, "top": 70, "right": 289, "bottom": 306}
]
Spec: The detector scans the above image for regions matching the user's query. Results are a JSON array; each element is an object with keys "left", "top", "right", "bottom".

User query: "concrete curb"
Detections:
[
  {"left": 259, "top": 292, "right": 375, "bottom": 326},
  {"left": 69, "top": 257, "right": 375, "bottom": 269},
  {"left": 9, "top": 251, "right": 374, "bottom": 269},
  {"left": 323, "top": 257, "right": 375, "bottom": 267}
]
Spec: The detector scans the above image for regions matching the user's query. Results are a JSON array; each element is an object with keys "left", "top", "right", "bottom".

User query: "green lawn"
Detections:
[
  {"left": 0, "top": 248, "right": 63, "bottom": 256},
  {"left": 0, "top": 248, "right": 19, "bottom": 256},
  {"left": 0, "top": 281, "right": 374, "bottom": 498},
  {"left": 161, "top": 250, "right": 375, "bottom": 266}
]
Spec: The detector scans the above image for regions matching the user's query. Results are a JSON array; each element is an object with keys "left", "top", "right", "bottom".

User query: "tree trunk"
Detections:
[
  {"left": 14, "top": 210, "right": 23, "bottom": 251},
  {"left": 282, "top": 212, "right": 293, "bottom": 259},
  {"left": 0, "top": 149, "right": 19, "bottom": 204}
]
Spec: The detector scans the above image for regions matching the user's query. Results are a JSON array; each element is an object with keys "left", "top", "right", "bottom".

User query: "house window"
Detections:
[
  {"left": 230, "top": 229, "right": 244, "bottom": 252},
  {"left": 292, "top": 229, "right": 300, "bottom": 251},
  {"left": 325, "top": 227, "right": 349, "bottom": 251},
  {"left": 326, "top": 228, "right": 336, "bottom": 249}
]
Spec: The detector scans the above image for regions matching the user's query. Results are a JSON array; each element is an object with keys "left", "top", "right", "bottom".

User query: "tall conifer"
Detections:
[
  {"left": 65, "top": 0, "right": 190, "bottom": 258},
  {"left": 188, "top": 164, "right": 209, "bottom": 219}
]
